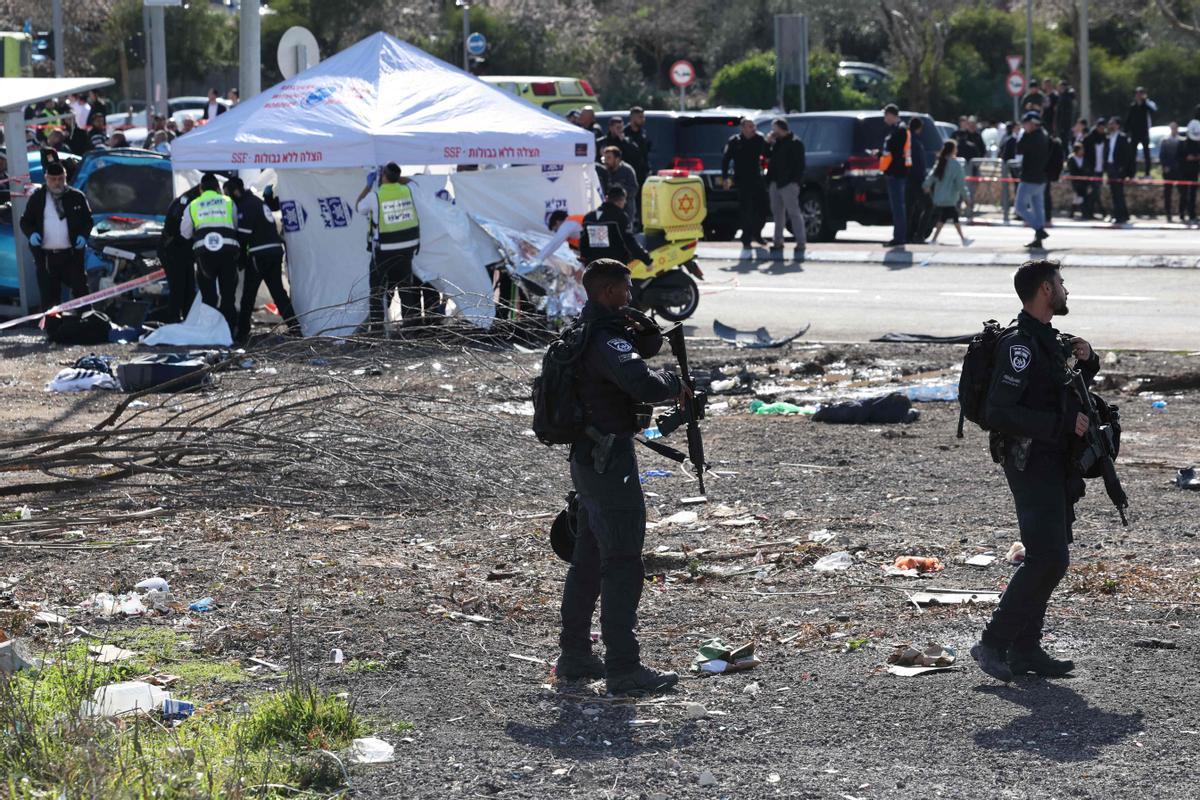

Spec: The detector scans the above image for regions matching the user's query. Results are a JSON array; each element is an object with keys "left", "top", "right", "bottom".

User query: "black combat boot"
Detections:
[
  {"left": 606, "top": 664, "right": 679, "bottom": 695},
  {"left": 1008, "top": 646, "right": 1075, "bottom": 677},
  {"left": 971, "top": 641, "right": 1014, "bottom": 682},
  {"left": 555, "top": 651, "right": 606, "bottom": 681}
]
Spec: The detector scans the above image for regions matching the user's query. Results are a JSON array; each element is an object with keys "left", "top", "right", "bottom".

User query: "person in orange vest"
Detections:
[{"left": 879, "top": 104, "right": 911, "bottom": 247}]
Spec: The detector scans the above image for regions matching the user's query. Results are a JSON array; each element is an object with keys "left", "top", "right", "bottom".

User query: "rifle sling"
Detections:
[{"left": 635, "top": 435, "right": 689, "bottom": 464}]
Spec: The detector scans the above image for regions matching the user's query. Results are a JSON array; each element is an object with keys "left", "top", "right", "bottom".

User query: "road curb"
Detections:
[{"left": 696, "top": 247, "right": 1200, "bottom": 270}]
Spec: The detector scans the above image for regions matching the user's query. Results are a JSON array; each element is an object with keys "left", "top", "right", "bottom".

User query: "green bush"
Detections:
[{"left": 710, "top": 50, "right": 872, "bottom": 111}]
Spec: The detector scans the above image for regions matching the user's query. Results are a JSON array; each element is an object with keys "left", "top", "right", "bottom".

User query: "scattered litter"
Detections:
[
  {"left": 249, "top": 657, "right": 284, "bottom": 672},
  {"left": 426, "top": 604, "right": 493, "bottom": 624},
  {"left": 1006, "top": 542, "right": 1026, "bottom": 564},
  {"left": 330, "top": 648, "right": 345, "bottom": 664},
  {"left": 814, "top": 551, "right": 853, "bottom": 572},
  {"left": 808, "top": 529, "right": 835, "bottom": 544},
  {"left": 893, "top": 556, "right": 944, "bottom": 573},
  {"left": 88, "top": 645, "right": 137, "bottom": 664},
  {"left": 1176, "top": 467, "right": 1200, "bottom": 490},
  {"left": 642, "top": 426, "right": 662, "bottom": 439},
  {"left": 188, "top": 597, "right": 215, "bottom": 613},
  {"left": 720, "top": 518, "right": 758, "bottom": 528},
  {"left": 714, "top": 319, "right": 810, "bottom": 348},
  {"left": 905, "top": 384, "right": 958, "bottom": 402},
  {"left": 31, "top": 611, "right": 67, "bottom": 626},
  {"left": 692, "top": 638, "right": 760, "bottom": 674},
  {"left": 135, "top": 577, "right": 169, "bottom": 592},
  {"left": 908, "top": 589, "right": 1001, "bottom": 607},
  {"left": 642, "top": 469, "right": 673, "bottom": 480},
  {"left": 82, "top": 681, "right": 170, "bottom": 717},
  {"left": 663, "top": 510, "right": 699, "bottom": 526},
  {"left": 748, "top": 399, "right": 815, "bottom": 416},
  {"left": 710, "top": 377, "right": 739, "bottom": 393},
  {"left": 1133, "top": 639, "right": 1177, "bottom": 650},
  {"left": 742, "top": 681, "right": 760, "bottom": 696},
  {"left": 767, "top": 773, "right": 781, "bottom": 784},
  {"left": 1151, "top": 400, "right": 1168, "bottom": 412},
  {"left": 83, "top": 592, "right": 148, "bottom": 618},
  {"left": 0, "top": 639, "right": 34, "bottom": 675},
  {"left": 161, "top": 698, "right": 195, "bottom": 721},
  {"left": 886, "top": 643, "right": 958, "bottom": 676},
  {"left": 679, "top": 496, "right": 708, "bottom": 505},
  {"left": 697, "top": 770, "right": 719, "bottom": 787},
  {"left": 349, "top": 737, "right": 395, "bottom": 764},
  {"left": 508, "top": 653, "right": 549, "bottom": 665},
  {"left": 883, "top": 565, "right": 919, "bottom": 577},
  {"left": 964, "top": 553, "right": 997, "bottom": 567},
  {"left": 684, "top": 702, "right": 708, "bottom": 719},
  {"left": 626, "top": 718, "right": 661, "bottom": 727}
]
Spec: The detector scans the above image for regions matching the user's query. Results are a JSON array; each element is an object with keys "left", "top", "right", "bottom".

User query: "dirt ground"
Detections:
[{"left": 2, "top": 326, "right": 1199, "bottom": 799}]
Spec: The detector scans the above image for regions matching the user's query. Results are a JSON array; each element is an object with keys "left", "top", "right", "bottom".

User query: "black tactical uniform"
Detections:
[
  {"left": 982, "top": 310, "right": 1099, "bottom": 655},
  {"left": 159, "top": 191, "right": 197, "bottom": 323},
  {"left": 580, "top": 202, "right": 651, "bottom": 266},
  {"left": 233, "top": 189, "right": 298, "bottom": 340},
  {"left": 560, "top": 301, "right": 682, "bottom": 678}
]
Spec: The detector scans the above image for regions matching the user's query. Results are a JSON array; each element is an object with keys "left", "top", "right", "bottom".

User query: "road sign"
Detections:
[
  {"left": 467, "top": 32, "right": 487, "bottom": 56},
  {"left": 670, "top": 60, "right": 695, "bottom": 88},
  {"left": 1006, "top": 54, "right": 1022, "bottom": 73},
  {"left": 277, "top": 26, "right": 320, "bottom": 79},
  {"left": 1006, "top": 71, "right": 1026, "bottom": 98}
]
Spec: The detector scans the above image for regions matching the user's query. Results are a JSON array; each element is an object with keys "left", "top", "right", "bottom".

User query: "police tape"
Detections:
[
  {"left": 0, "top": 268, "right": 166, "bottom": 331},
  {"left": 966, "top": 173, "right": 1200, "bottom": 186}
]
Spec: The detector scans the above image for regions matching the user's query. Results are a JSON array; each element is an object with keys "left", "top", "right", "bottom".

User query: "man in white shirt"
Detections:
[
  {"left": 18, "top": 161, "right": 94, "bottom": 311},
  {"left": 68, "top": 94, "right": 91, "bottom": 129}
]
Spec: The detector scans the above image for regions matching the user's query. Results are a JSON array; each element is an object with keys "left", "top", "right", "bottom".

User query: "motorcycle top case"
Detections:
[
  {"left": 641, "top": 174, "right": 707, "bottom": 239},
  {"left": 117, "top": 353, "right": 210, "bottom": 393}
]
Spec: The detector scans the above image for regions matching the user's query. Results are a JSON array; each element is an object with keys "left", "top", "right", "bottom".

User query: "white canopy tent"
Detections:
[
  {"left": 171, "top": 32, "right": 595, "bottom": 336},
  {"left": 2, "top": 77, "right": 115, "bottom": 317}
]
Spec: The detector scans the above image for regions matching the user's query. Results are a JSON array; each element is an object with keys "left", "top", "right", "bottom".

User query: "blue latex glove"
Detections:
[
  {"left": 365, "top": 169, "right": 377, "bottom": 189},
  {"left": 74, "top": 235, "right": 87, "bottom": 250},
  {"left": 29, "top": 232, "right": 42, "bottom": 247}
]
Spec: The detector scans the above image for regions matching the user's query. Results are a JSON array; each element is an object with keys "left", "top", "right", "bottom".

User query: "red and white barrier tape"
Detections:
[{"left": 0, "top": 268, "right": 165, "bottom": 331}]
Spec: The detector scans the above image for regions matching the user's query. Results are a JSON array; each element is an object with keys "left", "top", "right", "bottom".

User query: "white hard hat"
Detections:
[{"left": 1188, "top": 120, "right": 1200, "bottom": 141}]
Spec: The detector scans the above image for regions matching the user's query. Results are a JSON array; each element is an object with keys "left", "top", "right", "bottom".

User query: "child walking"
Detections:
[{"left": 922, "top": 139, "right": 973, "bottom": 246}]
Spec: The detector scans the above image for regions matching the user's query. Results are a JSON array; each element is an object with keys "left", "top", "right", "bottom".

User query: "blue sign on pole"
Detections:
[{"left": 467, "top": 32, "right": 487, "bottom": 56}]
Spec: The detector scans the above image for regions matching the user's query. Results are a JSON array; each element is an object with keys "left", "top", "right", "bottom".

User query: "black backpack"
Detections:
[
  {"left": 957, "top": 319, "right": 1014, "bottom": 437},
  {"left": 531, "top": 321, "right": 591, "bottom": 446}
]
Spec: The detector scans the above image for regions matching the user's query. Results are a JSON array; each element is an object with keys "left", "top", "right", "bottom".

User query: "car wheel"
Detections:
[{"left": 800, "top": 189, "right": 837, "bottom": 242}]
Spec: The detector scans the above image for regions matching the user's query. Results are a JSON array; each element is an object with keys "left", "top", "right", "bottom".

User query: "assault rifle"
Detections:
[
  {"left": 656, "top": 324, "right": 709, "bottom": 495},
  {"left": 1070, "top": 367, "right": 1129, "bottom": 526}
]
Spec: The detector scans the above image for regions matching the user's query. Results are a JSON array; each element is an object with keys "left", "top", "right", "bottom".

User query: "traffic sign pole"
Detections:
[{"left": 669, "top": 60, "right": 695, "bottom": 111}]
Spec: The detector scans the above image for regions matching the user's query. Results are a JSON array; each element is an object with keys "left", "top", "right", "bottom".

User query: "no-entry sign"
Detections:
[
  {"left": 1006, "top": 71, "right": 1026, "bottom": 98},
  {"left": 670, "top": 60, "right": 696, "bottom": 88}
]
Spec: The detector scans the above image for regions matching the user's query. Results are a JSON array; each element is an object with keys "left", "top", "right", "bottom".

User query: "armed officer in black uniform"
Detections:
[
  {"left": 557, "top": 258, "right": 689, "bottom": 695},
  {"left": 579, "top": 186, "right": 652, "bottom": 267},
  {"left": 971, "top": 259, "right": 1099, "bottom": 682},
  {"left": 224, "top": 177, "right": 299, "bottom": 341}
]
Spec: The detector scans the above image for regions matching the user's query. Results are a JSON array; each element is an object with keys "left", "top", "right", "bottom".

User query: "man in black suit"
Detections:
[
  {"left": 202, "top": 88, "right": 226, "bottom": 121},
  {"left": 1124, "top": 87, "right": 1157, "bottom": 178},
  {"left": 1081, "top": 118, "right": 1108, "bottom": 220},
  {"left": 19, "top": 162, "right": 94, "bottom": 311},
  {"left": 1104, "top": 117, "right": 1135, "bottom": 224}
]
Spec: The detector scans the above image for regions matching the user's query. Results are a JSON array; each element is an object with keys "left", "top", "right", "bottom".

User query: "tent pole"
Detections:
[{"left": 6, "top": 107, "right": 37, "bottom": 314}]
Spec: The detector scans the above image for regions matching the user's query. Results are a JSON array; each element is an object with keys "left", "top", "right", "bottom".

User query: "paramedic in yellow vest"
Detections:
[
  {"left": 355, "top": 162, "right": 421, "bottom": 332},
  {"left": 179, "top": 172, "right": 241, "bottom": 332},
  {"left": 879, "top": 104, "right": 911, "bottom": 247}
]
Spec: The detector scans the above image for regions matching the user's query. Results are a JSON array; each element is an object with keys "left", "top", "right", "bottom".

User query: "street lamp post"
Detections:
[
  {"left": 1025, "top": 0, "right": 1033, "bottom": 96},
  {"left": 1079, "top": 0, "right": 1091, "bottom": 121},
  {"left": 457, "top": 0, "right": 471, "bottom": 71}
]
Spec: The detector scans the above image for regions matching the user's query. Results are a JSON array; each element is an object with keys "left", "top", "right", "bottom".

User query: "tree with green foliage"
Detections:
[{"left": 710, "top": 49, "right": 872, "bottom": 112}]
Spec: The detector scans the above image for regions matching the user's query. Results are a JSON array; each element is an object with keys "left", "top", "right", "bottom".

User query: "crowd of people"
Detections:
[{"left": 19, "top": 87, "right": 239, "bottom": 161}]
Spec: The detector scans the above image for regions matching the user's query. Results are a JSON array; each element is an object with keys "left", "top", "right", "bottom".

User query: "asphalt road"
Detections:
[{"left": 687, "top": 223, "right": 1200, "bottom": 350}]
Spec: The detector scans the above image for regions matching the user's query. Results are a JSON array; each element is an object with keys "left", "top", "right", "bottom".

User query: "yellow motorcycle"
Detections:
[{"left": 627, "top": 172, "right": 706, "bottom": 322}]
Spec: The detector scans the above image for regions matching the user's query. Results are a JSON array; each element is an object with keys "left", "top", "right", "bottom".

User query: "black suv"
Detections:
[
  {"left": 594, "top": 110, "right": 744, "bottom": 239},
  {"left": 752, "top": 110, "right": 941, "bottom": 241}
]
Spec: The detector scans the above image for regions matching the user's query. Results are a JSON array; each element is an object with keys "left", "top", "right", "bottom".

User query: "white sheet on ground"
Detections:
[{"left": 143, "top": 293, "right": 233, "bottom": 347}]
